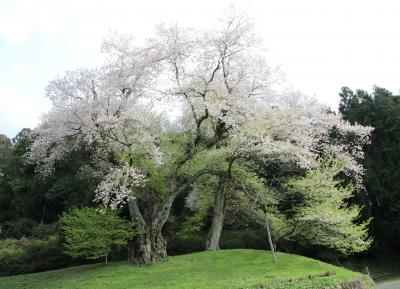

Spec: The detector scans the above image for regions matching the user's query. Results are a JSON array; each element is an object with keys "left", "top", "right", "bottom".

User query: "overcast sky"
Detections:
[{"left": 1, "top": 0, "right": 399, "bottom": 138}]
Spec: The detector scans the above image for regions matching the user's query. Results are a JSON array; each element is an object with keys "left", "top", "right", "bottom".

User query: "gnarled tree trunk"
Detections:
[
  {"left": 128, "top": 171, "right": 212, "bottom": 265},
  {"left": 131, "top": 225, "right": 167, "bottom": 265},
  {"left": 127, "top": 177, "right": 178, "bottom": 265}
]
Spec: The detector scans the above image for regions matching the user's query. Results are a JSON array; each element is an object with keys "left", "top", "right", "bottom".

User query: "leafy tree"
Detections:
[
  {"left": 280, "top": 157, "right": 371, "bottom": 255},
  {"left": 60, "top": 207, "right": 135, "bottom": 264}
]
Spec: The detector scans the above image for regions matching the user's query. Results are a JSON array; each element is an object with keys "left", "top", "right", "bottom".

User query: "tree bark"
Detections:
[
  {"left": 131, "top": 227, "right": 167, "bottom": 265},
  {"left": 207, "top": 176, "right": 226, "bottom": 250}
]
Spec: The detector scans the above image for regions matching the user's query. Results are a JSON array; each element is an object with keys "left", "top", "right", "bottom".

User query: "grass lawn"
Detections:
[{"left": 0, "top": 249, "right": 363, "bottom": 289}]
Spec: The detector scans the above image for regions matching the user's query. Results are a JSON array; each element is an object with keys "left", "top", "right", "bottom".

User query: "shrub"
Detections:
[
  {"left": 31, "top": 223, "right": 59, "bottom": 239},
  {"left": 60, "top": 207, "right": 135, "bottom": 264},
  {"left": 221, "top": 229, "right": 269, "bottom": 250},
  {"left": 0, "top": 218, "right": 37, "bottom": 239},
  {"left": 168, "top": 233, "right": 207, "bottom": 255},
  {"left": 0, "top": 236, "right": 72, "bottom": 276},
  {"left": 167, "top": 229, "right": 269, "bottom": 255}
]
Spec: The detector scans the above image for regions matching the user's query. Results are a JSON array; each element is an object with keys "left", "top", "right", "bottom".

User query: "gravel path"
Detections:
[{"left": 376, "top": 279, "right": 400, "bottom": 289}]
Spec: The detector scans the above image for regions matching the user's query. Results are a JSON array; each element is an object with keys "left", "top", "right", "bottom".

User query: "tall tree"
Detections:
[
  {"left": 339, "top": 86, "right": 400, "bottom": 250},
  {"left": 29, "top": 15, "right": 276, "bottom": 265}
]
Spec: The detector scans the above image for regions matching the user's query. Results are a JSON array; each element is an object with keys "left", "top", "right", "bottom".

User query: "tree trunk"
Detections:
[
  {"left": 127, "top": 186, "right": 175, "bottom": 265},
  {"left": 265, "top": 215, "right": 277, "bottom": 263},
  {"left": 207, "top": 177, "right": 226, "bottom": 250},
  {"left": 127, "top": 172, "right": 211, "bottom": 265},
  {"left": 131, "top": 226, "right": 167, "bottom": 265},
  {"left": 40, "top": 202, "right": 47, "bottom": 225}
]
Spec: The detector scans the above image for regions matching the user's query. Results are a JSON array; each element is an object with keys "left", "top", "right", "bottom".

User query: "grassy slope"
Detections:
[{"left": 0, "top": 249, "right": 361, "bottom": 289}]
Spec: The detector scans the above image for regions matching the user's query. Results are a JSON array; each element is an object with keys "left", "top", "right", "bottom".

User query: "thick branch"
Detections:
[{"left": 127, "top": 197, "right": 146, "bottom": 230}]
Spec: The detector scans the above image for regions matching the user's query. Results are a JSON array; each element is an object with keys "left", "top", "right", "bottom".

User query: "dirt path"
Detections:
[{"left": 376, "top": 279, "right": 400, "bottom": 289}]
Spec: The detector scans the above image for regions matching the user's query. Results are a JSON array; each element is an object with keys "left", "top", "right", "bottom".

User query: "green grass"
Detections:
[{"left": 0, "top": 249, "right": 362, "bottom": 289}]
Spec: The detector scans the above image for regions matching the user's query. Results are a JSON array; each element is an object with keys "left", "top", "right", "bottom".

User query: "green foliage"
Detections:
[
  {"left": 177, "top": 174, "right": 216, "bottom": 235},
  {"left": 60, "top": 207, "right": 135, "bottom": 263},
  {"left": 178, "top": 211, "right": 209, "bottom": 236},
  {"left": 283, "top": 157, "right": 371, "bottom": 255},
  {"left": 168, "top": 229, "right": 271, "bottom": 255},
  {"left": 167, "top": 233, "right": 208, "bottom": 255},
  {"left": 223, "top": 164, "right": 284, "bottom": 239},
  {"left": 0, "top": 249, "right": 360, "bottom": 289},
  {"left": 221, "top": 229, "right": 270, "bottom": 250},
  {"left": 0, "top": 128, "right": 102, "bottom": 227},
  {"left": 0, "top": 219, "right": 59, "bottom": 241},
  {"left": 0, "top": 236, "right": 71, "bottom": 276},
  {"left": 31, "top": 223, "right": 59, "bottom": 239},
  {"left": 0, "top": 218, "right": 37, "bottom": 239}
]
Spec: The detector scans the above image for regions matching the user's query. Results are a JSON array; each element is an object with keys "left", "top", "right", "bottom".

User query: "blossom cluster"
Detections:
[{"left": 94, "top": 165, "right": 146, "bottom": 209}]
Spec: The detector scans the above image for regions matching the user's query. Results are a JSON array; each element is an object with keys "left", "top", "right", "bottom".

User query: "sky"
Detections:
[{"left": 1, "top": 0, "right": 400, "bottom": 138}]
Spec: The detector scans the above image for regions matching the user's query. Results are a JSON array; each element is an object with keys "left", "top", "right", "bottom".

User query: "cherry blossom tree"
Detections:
[
  {"left": 29, "top": 15, "right": 276, "bottom": 265},
  {"left": 28, "top": 13, "right": 372, "bottom": 264}
]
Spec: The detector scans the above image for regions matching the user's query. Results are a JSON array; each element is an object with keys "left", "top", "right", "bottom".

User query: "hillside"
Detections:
[{"left": 0, "top": 249, "right": 368, "bottom": 289}]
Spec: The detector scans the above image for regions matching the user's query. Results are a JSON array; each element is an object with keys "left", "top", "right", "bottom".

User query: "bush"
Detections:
[
  {"left": 221, "top": 229, "right": 269, "bottom": 250},
  {"left": 0, "top": 236, "right": 72, "bottom": 276},
  {"left": 60, "top": 207, "right": 135, "bottom": 264},
  {"left": 31, "top": 223, "right": 59, "bottom": 239},
  {"left": 167, "top": 233, "right": 207, "bottom": 255},
  {"left": 167, "top": 229, "right": 270, "bottom": 255},
  {"left": 0, "top": 218, "right": 37, "bottom": 239}
]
